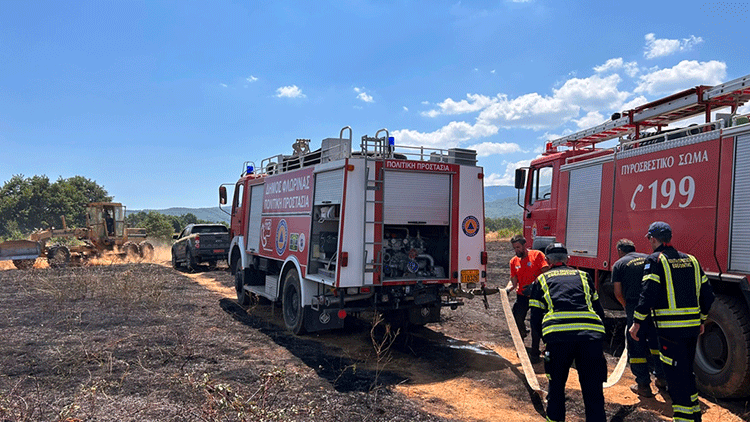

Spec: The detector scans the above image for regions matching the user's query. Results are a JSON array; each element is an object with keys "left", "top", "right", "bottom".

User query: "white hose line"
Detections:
[{"left": 500, "top": 290, "right": 547, "bottom": 399}]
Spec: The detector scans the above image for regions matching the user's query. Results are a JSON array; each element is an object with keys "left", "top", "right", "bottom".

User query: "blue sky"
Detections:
[{"left": 1, "top": 1, "right": 748, "bottom": 210}]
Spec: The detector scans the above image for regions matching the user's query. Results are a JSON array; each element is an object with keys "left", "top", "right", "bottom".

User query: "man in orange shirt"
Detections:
[{"left": 505, "top": 234, "right": 549, "bottom": 362}]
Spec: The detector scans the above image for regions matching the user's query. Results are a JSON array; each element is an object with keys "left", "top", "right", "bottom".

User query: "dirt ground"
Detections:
[{"left": 1, "top": 241, "right": 749, "bottom": 421}]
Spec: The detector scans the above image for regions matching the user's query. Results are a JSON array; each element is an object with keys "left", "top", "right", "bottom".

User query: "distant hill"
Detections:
[
  {"left": 483, "top": 185, "right": 519, "bottom": 202},
  {"left": 134, "top": 186, "right": 523, "bottom": 224},
  {"left": 485, "top": 196, "right": 523, "bottom": 219},
  {"left": 128, "top": 207, "right": 230, "bottom": 224}
]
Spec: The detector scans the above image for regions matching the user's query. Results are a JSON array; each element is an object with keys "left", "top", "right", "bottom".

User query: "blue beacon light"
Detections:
[{"left": 247, "top": 165, "right": 254, "bottom": 174}]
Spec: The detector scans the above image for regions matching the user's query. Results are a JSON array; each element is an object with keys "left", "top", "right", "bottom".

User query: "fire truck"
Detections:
[
  {"left": 515, "top": 73, "right": 750, "bottom": 398},
  {"left": 219, "top": 128, "right": 486, "bottom": 335}
]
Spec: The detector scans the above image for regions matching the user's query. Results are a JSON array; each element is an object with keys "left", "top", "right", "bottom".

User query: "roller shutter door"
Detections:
[
  {"left": 565, "top": 165, "right": 602, "bottom": 257},
  {"left": 314, "top": 169, "right": 344, "bottom": 205},
  {"left": 246, "top": 185, "right": 264, "bottom": 252},
  {"left": 730, "top": 134, "right": 750, "bottom": 272},
  {"left": 384, "top": 171, "right": 451, "bottom": 225}
]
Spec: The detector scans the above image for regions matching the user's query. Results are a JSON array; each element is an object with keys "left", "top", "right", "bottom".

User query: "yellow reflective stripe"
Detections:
[
  {"left": 633, "top": 311, "right": 648, "bottom": 321},
  {"left": 689, "top": 255, "right": 701, "bottom": 298},
  {"left": 659, "top": 254, "right": 677, "bottom": 309},
  {"left": 542, "top": 311, "right": 602, "bottom": 322},
  {"left": 660, "top": 353, "right": 674, "bottom": 366},
  {"left": 539, "top": 274, "right": 554, "bottom": 313},
  {"left": 673, "top": 404, "right": 694, "bottom": 413},
  {"left": 691, "top": 393, "right": 699, "bottom": 402},
  {"left": 700, "top": 314, "right": 708, "bottom": 321},
  {"left": 650, "top": 349, "right": 660, "bottom": 355},
  {"left": 656, "top": 319, "right": 701, "bottom": 329},
  {"left": 653, "top": 307, "right": 700, "bottom": 316},
  {"left": 542, "top": 323, "right": 605, "bottom": 335},
  {"left": 692, "top": 405, "right": 701, "bottom": 412},
  {"left": 630, "top": 357, "right": 647, "bottom": 364},
  {"left": 529, "top": 299, "right": 545, "bottom": 309},
  {"left": 643, "top": 273, "right": 660, "bottom": 283},
  {"left": 579, "top": 270, "right": 596, "bottom": 313},
  {"left": 673, "top": 418, "right": 692, "bottom": 422}
]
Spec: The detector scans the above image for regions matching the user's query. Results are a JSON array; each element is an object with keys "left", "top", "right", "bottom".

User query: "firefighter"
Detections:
[
  {"left": 529, "top": 243, "right": 607, "bottom": 422},
  {"left": 612, "top": 238, "right": 666, "bottom": 397},
  {"left": 629, "top": 222, "right": 715, "bottom": 422},
  {"left": 504, "top": 234, "right": 549, "bottom": 363}
]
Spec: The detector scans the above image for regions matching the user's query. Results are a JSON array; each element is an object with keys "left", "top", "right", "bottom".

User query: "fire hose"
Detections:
[{"left": 494, "top": 289, "right": 628, "bottom": 395}]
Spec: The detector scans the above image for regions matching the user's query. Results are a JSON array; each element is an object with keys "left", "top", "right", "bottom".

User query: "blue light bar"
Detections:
[
  {"left": 388, "top": 136, "right": 395, "bottom": 145},
  {"left": 247, "top": 165, "right": 254, "bottom": 174}
]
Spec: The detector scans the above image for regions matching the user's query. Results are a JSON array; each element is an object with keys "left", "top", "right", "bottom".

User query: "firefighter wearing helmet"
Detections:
[
  {"left": 629, "top": 222, "right": 715, "bottom": 422},
  {"left": 529, "top": 242, "right": 607, "bottom": 422}
]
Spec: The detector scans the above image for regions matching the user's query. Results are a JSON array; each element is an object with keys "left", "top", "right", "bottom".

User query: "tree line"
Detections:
[
  {"left": 485, "top": 216, "right": 522, "bottom": 233},
  {"left": 0, "top": 175, "right": 220, "bottom": 241}
]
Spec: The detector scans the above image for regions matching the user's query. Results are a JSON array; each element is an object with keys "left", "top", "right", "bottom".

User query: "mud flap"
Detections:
[
  {"left": 408, "top": 305, "right": 440, "bottom": 325},
  {"left": 303, "top": 306, "right": 345, "bottom": 332}
]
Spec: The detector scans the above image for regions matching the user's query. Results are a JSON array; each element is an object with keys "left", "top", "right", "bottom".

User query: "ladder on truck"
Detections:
[
  {"left": 549, "top": 73, "right": 750, "bottom": 149},
  {"left": 360, "top": 129, "right": 390, "bottom": 282}
]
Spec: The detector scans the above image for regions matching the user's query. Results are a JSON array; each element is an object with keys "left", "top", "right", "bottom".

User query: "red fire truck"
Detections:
[
  {"left": 515, "top": 73, "right": 750, "bottom": 398},
  {"left": 220, "top": 128, "right": 486, "bottom": 335}
]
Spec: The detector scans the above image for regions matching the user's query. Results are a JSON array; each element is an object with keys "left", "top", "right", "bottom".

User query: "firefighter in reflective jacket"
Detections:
[
  {"left": 629, "top": 221, "right": 715, "bottom": 422},
  {"left": 529, "top": 243, "right": 607, "bottom": 422}
]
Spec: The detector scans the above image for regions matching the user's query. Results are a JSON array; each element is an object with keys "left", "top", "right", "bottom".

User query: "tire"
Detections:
[
  {"left": 12, "top": 259, "right": 35, "bottom": 270},
  {"left": 282, "top": 270, "right": 306, "bottom": 334},
  {"left": 47, "top": 245, "right": 70, "bottom": 268},
  {"left": 230, "top": 248, "right": 241, "bottom": 275},
  {"left": 139, "top": 241, "right": 154, "bottom": 260},
  {"left": 121, "top": 242, "right": 139, "bottom": 259},
  {"left": 235, "top": 269, "right": 250, "bottom": 306},
  {"left": 186, "top": 248, "right": 199, "bottom": 272},
  {"left": 695, "top": 294, "right": 750, "bottom": 398},
  {"left": 171, "top": 248, "right": 181, "bottom": 269}
]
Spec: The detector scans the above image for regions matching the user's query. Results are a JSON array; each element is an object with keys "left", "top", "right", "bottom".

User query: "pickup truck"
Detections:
[{"left": 171, "top": 223, "right": 230, "bottom": 271}]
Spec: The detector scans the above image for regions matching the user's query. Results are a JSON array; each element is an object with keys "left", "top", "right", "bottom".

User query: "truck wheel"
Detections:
[
  {"left": 186, "top": 249, "right": 199, "bottom": 272},
  {"left": 282, "top": 270, "right": 306, "bottom": 334},
  {"left": 121, "top": 242, "right": 139, "bottom": 259},
  {"left": 235, "top": 269, "right": 251, "bottom": 306},
  {"left": 171, "top": 248, "right": 181, "bottom": 269},
  {"left": 139, "top": 241, "right": 154, "bottom": 260},
  {"left": 12, "top": 259, "right": 35, "bottom": 270},
  {"left": 47, "top": 245, "right": 70, "bottom": 268},
  {"left": 695, "top": 294, "right": 750, "bottom": 398},
  {"left": 230, "top": 248, "right": 241, "bottom": 275}
]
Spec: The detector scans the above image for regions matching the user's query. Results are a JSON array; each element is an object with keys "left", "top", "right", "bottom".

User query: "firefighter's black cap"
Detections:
[
  {"left": 646, "top": 221, "right": 672, "bottom": 239},
  {"left": 545, "top": 242, "right": 568, "bottom": 255}
]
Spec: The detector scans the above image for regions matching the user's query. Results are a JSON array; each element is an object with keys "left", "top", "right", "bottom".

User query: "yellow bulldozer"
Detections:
[{"left": 0, "top": 202, "right": 154, "bottom": 269}]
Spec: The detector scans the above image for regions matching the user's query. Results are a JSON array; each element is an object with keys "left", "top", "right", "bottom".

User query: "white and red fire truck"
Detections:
[
  {"left": 515, "top": 73, "right": 750, "bottom": 398},
  {"left": 220, "top": 128, "right": 486, "bottom": 335}
]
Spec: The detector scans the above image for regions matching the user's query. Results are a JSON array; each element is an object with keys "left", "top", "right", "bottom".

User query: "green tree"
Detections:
[{"left": 0, "top": 174, "right": 112, "bottom": 237}]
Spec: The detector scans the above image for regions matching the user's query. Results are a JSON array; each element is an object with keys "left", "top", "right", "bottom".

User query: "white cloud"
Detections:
[
  {"left": 423, "top": 94, "right": 496, "bottom": 117},
  {"left": 618, "top": 95, "right": 649, "bottom": 112},
  {"left": 403, "top": 106, "right": 409, "bottom": 112},
  {"left": 357, "top": 92, "right": 374, "bottom": 103},
  {"left": 491, "top": 69, "right": 496, "bottom": 74},
  {"left": 738, "top": 103, "right": 750, "bottom": 115},
  {"left": 466, "top": 141, "right": 522, "bottom": 157},
  {"left": 635, "top": 60, "right": 726, "bottom": 94},
  {"left": 484, "top": 159, "right": 534, "bottom": 186},
  {"left": 593, "top": 57, "right": 639, "bottom": 77},
  {"left": 275, "top": 85, "right": 306, "bottom": 98},
  {"left": 220, "top": 83, "right": 228, "bottom": 88},
  {"left": 573, "top": 111, "right": 605, "bottom": 129},
  {"left": 421, "top": 100, "right": 431, "bottom": 105},
  {"left": 392, "top": 121, "right": 498, "bottom": 149},
  {"left": 554, "top": 74, "right": 630, "bottom": 111},
  {"left": 644, "top": 33, "right": 704, "bottom": 59},
  {"left": 246, "top": 75, "right": 258, "bottom": 83}
]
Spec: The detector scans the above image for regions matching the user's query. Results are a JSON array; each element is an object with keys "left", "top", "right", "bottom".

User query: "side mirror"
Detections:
[
  {"left": 219, "top": 186, "right": 227, "bottom": 205},
  {"left": 514, "top": 168, "right": 526, "bottom": 189}
]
